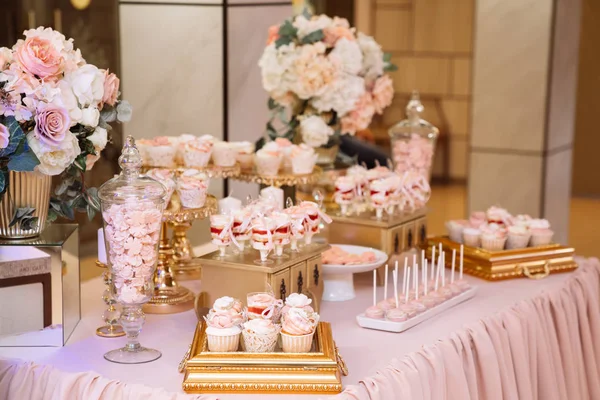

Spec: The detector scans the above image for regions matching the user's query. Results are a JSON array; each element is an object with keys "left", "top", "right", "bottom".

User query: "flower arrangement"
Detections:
[
  {"left": 0, "top": 27, "right": 130, "bottom": 226},
  {"left": 258, "top": 13, "right": 396, "bottom": 149}
]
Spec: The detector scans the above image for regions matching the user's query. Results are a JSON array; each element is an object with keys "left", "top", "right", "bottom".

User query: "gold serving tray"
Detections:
[
  {"left": 429, "top": 236, "right": 578, "bottom": 281},
  {"left": 182, "top": 321, "right": 344, "bottom": 394},
  {"left": 234, "top": 166, "right": 322, "bottom": 187}
]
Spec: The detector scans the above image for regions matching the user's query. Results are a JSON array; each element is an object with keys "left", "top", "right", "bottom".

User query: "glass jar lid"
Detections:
[
  {"left": 388, "top": 91, "right": 439, "bottom": 139},
  {"left": 98, "top": 136, "right": 166, "bottom": 204}
]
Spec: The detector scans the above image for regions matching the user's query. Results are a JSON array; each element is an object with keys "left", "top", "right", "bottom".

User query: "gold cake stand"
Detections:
[
  {"left": 143, "top": 195, "right": 217, "bottom": 314},
  {"left": 233, "top": 166, "right": 322, "bottom": 188}
]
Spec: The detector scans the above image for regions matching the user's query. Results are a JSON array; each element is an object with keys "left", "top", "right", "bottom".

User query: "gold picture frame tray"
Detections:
[
  {"left": 182, "top": 321, "right": 344, "bottom": 394},
  {"left": 429, "top": 236, "right": 578, "bottom": 281}
]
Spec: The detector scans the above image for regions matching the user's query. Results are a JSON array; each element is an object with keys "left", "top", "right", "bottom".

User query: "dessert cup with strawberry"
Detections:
[
  {"left": 251, "top": 217, "right": 277, "bottom": 264},
  {"left": 210, "top": 214, "right": 235, "bottom": 257},
  {"left": 334, "top": 176, "right": 356, "bottom": 216}
]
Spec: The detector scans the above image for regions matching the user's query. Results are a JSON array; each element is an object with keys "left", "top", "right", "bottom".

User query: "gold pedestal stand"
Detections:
[
  {"left": 143, "top": 195, "right": 217, "bottom": 314},
  {"left": 234, "top": 166, "right": 322, "bottom": 187}
]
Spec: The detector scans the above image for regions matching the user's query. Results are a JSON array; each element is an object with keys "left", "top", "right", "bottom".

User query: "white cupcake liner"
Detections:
[
  {"left": 480, "top": 236, "right": 507, "bottom": 251},
  {"left": 207, "top": 332, "right": 240, "bottom": 352},
  {"left": 255, "top": 156, "right": 281, "bottom": 176},
  {"left": 446, "top": 222, "right": 464, "bottom": 243},
  {"left": 241, "top": 329, "right": 279, "bottom": 353},
  {"left": 146, "top": 146, "right": 176, "bottom": 167},
  {"left": 506, "top": 233, "right": 531, "bottom": 249},
  {"left": 177, "top": 187, "right": 207, "bottom": 208},
  {"left": 291, "top": 154, "right": 317, "bottom": 175},
  {"left": 183, "top": 150, "right": 212, "bottom": 168},
  {"left": 236, "top": 153, "right": 254, "bottom": 170},
  {"left": 212, "top": 148, "right": 237, "bottom": 167},
  {"left": 280, "top": 331, "right": 315, "bottom": 353},
  {"left": 462, "top": 232, "right": 481, "bottom": 248},
  {"left": 530, "top": 231, "right": 554, "bottom": 247}
]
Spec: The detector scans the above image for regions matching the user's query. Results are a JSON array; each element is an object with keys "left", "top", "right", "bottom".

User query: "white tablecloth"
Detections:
[{"left": 0, "top": 252, "right": 585, "bottom": 399}]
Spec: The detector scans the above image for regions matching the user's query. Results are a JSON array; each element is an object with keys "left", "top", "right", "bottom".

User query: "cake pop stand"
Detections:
[{"left": 322, "top": 245, "right": 388, "bottom": 302}]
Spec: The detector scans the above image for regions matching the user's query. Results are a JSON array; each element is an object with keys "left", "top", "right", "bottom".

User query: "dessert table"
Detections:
[{"left": 1, "top": 250, "right": 599, "bottom": 400}]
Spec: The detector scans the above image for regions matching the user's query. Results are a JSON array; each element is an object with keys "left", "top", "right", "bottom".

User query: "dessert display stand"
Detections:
[
  {"left": 356, "top": 286, "right": 477, "bottom": 333},
  {"left": 429, "top": 236, "right": 578, "bottom": 281}
]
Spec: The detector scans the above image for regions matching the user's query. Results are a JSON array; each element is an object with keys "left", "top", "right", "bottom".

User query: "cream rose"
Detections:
[
  {"left": 65, "top": 64, "right": 105, "bottom": 107},
  {"left": 300, "top": 115, "right": 334, "bottom": 148},
  {"left": 80, "top": 107, "right": 100, "bottom": 127},
  {"left": 329, "top": 38, "right": 363, "bottom": 75},
  {"left": 102, "top": 70, "right": 120, "bottom": 107},
  {"left": 288, "top": 42, "right": 336, "bottom": 100},
  {"left": 28, "top": 131, "right": 81, "bottom": 176},
  {"left": 0, "top": 123, "right": 9, "bottom": 149}
]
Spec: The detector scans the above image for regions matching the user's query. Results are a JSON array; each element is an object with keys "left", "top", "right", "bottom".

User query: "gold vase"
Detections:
[{"left": 0, "top": 171, "right": 51, "bottom": 239}]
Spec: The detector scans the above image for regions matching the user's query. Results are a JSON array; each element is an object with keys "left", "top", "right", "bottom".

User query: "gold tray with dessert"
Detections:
[
  {"left": 429, "top": 237, "right": 577, "bottom": 281},
  {"left": 182, "top": 321, "right": 344, "bottom": 394},
  {"left": 234, "top": 165, "right": 323, "bottom": 188}
]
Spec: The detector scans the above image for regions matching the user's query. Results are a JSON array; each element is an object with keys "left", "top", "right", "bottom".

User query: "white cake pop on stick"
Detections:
[
  {"left": 402, "top": 258, "right": 408, "bottom": 295},
  {"left": 404, "top": 267, "right": 411, "bottom": 304},
  {"left": 451, "top": 249, "right": 456, "bottom": 283},
  {"left": 431, "top": 245, "right": 436, "bottom": 280},
  {"left": 384, "top": 264, "right": 388, "bottom": 300},
  {"left": 393, "top": 269, "right": 399, "bottom": 309},
  {"left": 372, "top": 269, "right": 377, "bottom": 307}
]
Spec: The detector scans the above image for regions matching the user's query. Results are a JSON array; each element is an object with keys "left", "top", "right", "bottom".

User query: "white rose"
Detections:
[
  {"left": 311, "top": 75, "right": 365, "bottom": 117},
  {"left": 81, "top": 107, "right": 100, "bottom": 127},
  {"left": 358, "top": 33, "right": 384, "bottom": 83},
  {"left": 28, "top": 131, "right": 81, "bottom": 176},
  {"left": 88, "top": 126, "right": 108, "bottom": 151},
  {"left": 300, "top": 115, "right": 334, "bottom": 148},
  {"left": 65, "top": 64, "right": 105, "bottom": 107},
  {"left": 258, "top": 43, "right": 297, "bottom": 100},
  {"left": 285, "top": 293, "right": 312, "bottom": 308},
  {"left": 329, "top": 38, "right": 363, "bottom": 75},
  {"left": 293, "top": 15, "right": 332, "bottom": 39},
  {"left": 54, "top": 81, "right": 81, "bottom": 125}
]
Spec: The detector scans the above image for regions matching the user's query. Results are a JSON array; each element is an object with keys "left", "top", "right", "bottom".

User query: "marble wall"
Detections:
[
  {"left": 119, "top": 0, "right": 291, "bottom": 243},
  {"left": 469, "top": 0, "right": 581, "bottom": 243}
]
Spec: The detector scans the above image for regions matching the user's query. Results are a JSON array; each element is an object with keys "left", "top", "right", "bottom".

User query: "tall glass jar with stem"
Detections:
[
  {"left": 99, "top": 136, "right": 166, "bottom": 364},
  {"left": 388, "top": 91, "right": 439, "bottom": 181}
]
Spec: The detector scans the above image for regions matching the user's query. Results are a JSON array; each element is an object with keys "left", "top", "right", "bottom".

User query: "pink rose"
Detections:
[
  {"left": 0, "top": 124, "right": 9, "bottom": 149},
  {"left": 266, "top": 25, "right": 279, "bottom": 45},
  {"left": 14, "top": 36, "right": 63, "bottom": 79},
  {"left": 101, "top": 69, "right": 120, "bottom": 107},
  {"left": 33, "top": 105, "right": 71, "bottom": 147},
  {"left": 341, "top": 93, "right": 375, "bottom": 135},
  {"left": 371, "top": 75, "right": 394, "bottom": 114}
]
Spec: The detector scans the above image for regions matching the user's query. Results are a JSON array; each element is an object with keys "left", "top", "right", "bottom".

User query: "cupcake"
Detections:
[
  {"left": 183, "top": 138, "right": 213, "bottom": 168},
  {"left": 486, "top": 206, "right": 512, "bottom": 226},
  {"left": 480, "top": 224, "right": 508, "bottom": 251},
  {"left": 281, "top": 293, "right": 314, "bottom": 316},
  {"left": 232, "top": 141, "right": 255, "bottom": 170},
  {"left": 204, "top": 296, "right": 244, "bottom": 352},
  {"left": 280, "top": 307, "right": 319, "bottom": 353},
  {"left": 469, "top": 211, "right": 487, "bottom": 228},
  {"left": 513, "top": 214, "right": 532, "bottom": 228},
  {"left": 506, "top": 225, "right": 531, "bottom": 249},
  {"left": 254, "top": 142, "right": 282, "bottom": 176},
  {"left": 143, "top": 136, "right": 176, "bottom": 167},
  {"left": 246, "top": 292, "right": 282, "bottom": 321},
  {"left": 275, "top": 138, "right": 294, "bottom": 172},
  {"left": 241, "top": 319, "right": 280, "bottom": 353},
  {"left": 528, "top": 219, "right": 554, "bottom": 246},
  {"left": 212, "top": 141, "right": 238, "bottom": 167},
  {"left": 174, "top": 133, "right": 197, "bottom": 164},
  {"left": 290, "top": 144, "right": 318, "bottom": 175},
  {"left": 446, "top": 220, "right": 468, "bottom": 243},
  {"left": 462, "top": 227, "right": 481, "bottom": 247},
  {"left": 176, "top": 175, "right": 208, "bottom": 208},
  {"left": 144, "top": 168, "right": 176, "bottom": 204}
]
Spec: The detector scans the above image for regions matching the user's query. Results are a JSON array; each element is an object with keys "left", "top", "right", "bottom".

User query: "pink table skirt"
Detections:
[
  {"left": 1, "top": 257, "right": 599, "bottom": 400},
  {"left": 337, "top": 257, "right": 600, "bottom": 400}
]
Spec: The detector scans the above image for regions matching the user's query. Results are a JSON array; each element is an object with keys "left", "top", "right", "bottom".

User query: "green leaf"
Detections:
[
  {"left": 0, "top": 171, "right": 5, "bottom": 194},
  {"left": 86, "top": 204, "right": 96, "bottom": 221},
  {"left": 46, "top": 209, "right": 58, "bottom": 223},
  {"left": 383, "top": 52, "right": 392, "bottom": 63},
  {"left": 301, "top": 8, "right": 312, "bottom": 20},
  {"left": 384, "top": 63, "right": 398, "bottom": 72},
  {"left": 73, "top": 154, "right": 86, "bottom": 172},
  {"left": 278, "top": 20, "right": 297, "bottom": 37},
  {"left": 267, "top": 98, "right": 277, "bottom": 110},
  {"left": 9, "top": 207, "right": 36, "bottom": 228},
  {"left": 60, "top": 202, "right": 75, "bottom": 220},
  {"left": 20, "top": 216, "right": 38, "bottom": 231},
  {"left": 85, "top": 187, "right": 101, "bottom": 212},
  {"left": 275, "top": 36, "right": 293, "bottom": 48},
  {"left": 55, "top": 176, "right": 74, "bottom": 196},
  {"left": 0, "top": 116, "right": 25, "bottom": 157},
  {"left": 7, "top": 150, "right": 39, "bottom": 172},
  {"left": 300, "top": 29, "right": 324, "bottom": 45}
]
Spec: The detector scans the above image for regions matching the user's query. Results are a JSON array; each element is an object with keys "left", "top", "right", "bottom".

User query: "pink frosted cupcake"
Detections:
[
  {"left": 176, "top": 175, "right": 208, "bottom": 208},
  {"left": 204, "top": 296, "right": 245, "bottom": 352},
  {"left": 183, "top": 138, "right": 213, "bottom": 168},
  {"left": 290, "top": 144, "right": 318, "bottom": 175},
  {"left": 469, "top": 211, "right": 487, "bottom": 228},
  {"left": 144, "top": 168, "right": 176, "bottom": 204},
  {"left": 281, "top": 307, "right": 319, "bottom": 353},
  {"left": 241, "top": 319, "right": 280, "bottom": 353},
  {"left": 143, "top": 136, "right": 176, "bottom": 167},
  {"left": 446, "top": 220, "right": 468, "bottom": 243},
  {"left": 480, "top": 224, "right": 508, "bottom": 251},
  {"left": 528, "top": 219, "right": 554, "bottom": 246},
  {"left": 486, "top": 206, "right": 512, "bottom": 226},
  {"left": 506, "top": 225, "right": 531, "bottom": 249},
  {"left": 462, "top": 227, "right": 481, "bottom": 247},
  {"left": 254, "top": 142, "right": 282, "bottom": 176}
]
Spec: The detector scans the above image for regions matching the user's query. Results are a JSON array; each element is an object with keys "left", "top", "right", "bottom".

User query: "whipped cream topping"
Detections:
[
  {"left": 243, "top": 318, "right": 278, "bottom": 335},
  {"left": 282, "top": 307, "right": 319, "bottom": 335},
  {"left": 285, "top": 293, "right": 312, "bottom": 308},
  {"left": 177, "top": 176, "right": 207, "bottom": 190}
]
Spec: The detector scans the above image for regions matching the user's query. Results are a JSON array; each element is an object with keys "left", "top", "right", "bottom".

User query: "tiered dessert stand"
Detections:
[{"left": 233, "top": 165, "right": 323, "bottom": 188}]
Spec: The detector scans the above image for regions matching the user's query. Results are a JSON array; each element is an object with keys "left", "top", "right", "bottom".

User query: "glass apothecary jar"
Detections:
[
  {"left": 98, "top": 136, "right": 167, "bottom": 364},
  {"left": 388, "top": 91, "right": 439, "bottom": 181}
]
